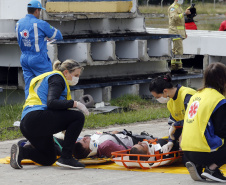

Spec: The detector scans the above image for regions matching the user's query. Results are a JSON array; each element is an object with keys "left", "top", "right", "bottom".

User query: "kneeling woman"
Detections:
[
  {"left": 10, "top": 59, "right": 89, "bottom": 169},
  {"left": 182, "top": 62, "right": 226, "bottom": 182},
  {"left": 149, "top": 73, "right": 196, "bottom": 153}
]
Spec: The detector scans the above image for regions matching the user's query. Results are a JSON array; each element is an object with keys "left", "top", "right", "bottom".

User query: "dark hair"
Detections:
[
  {"left": 149, "top": 73, "right": 173, "bottom": 94},
  {"left": 129, "top": 147, "right": 149, "bottom": 161},
  {"left": 200, "top": 62, "right": 226, "bottom": 95},
  {"left": 27, "top": 7, "right": 40, "bottom": 14},
  {"left": 72, "top": 142, "right": 90, "bottom": 159}
]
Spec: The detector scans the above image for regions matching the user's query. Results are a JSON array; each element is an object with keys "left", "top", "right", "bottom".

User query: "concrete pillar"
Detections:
[
  {"left": 102, "top": 86, "right": 112, "bottom": 102},
  {"left": 138, "top": 40, "right": 149, "bottom": 61},
  {"left": 112, "top": 84, "right": 139, "bottom": 99},
  {"left": 139, "top": 83, "right": 151, "bottom": 98},
  {"left": 190, "top": 78, "right": 203, "bottom": 89},
  {"left": 18, "top": 68, "right": 25, "bottom": 90},
  {"left": 47, "top": 44, "right": 58, "bottom": 64},
  {"left": 203, "top": 54, "right": 209, "bottom": 70},
  {"left": 71, "top": 89, "right": 84, "bottom": 101}
]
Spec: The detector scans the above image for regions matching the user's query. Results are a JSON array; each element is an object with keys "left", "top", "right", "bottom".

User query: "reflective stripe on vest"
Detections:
[
  {"left": 179, "top": 13, "right": 183, "bottom": 19},
  {"left": 177, "top": 26, "right": 184, "bottom": 30},
  {"left": 173, "top": 38, "right": 182, "bottom": 41}
]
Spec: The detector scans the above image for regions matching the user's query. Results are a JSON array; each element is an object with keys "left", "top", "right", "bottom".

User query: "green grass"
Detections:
[
  {"left": 139, "top": 3, "right": 226, "bottom": 15},
  {"left": 85, "top": 95, "right": 169, "bottom": 128},
  {"left": 0, "top": 104, "right": 23, "bottom": 140},
  {"left": 139, "top": 3, "right": 226, "bottom": 30},
  {"left": 0, "top": 95, "right": 169, "bottom": 141}
]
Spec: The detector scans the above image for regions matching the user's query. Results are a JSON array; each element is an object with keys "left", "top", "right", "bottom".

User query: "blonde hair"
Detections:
[{"left": 53, "top": 59, "right": 83, "bottom": 73}]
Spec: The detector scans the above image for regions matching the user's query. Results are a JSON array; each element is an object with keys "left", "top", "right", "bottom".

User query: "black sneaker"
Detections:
[
  {"left": 56, "top": 157, "right": 85, "bottom": 169},
  {"left": 10, "top": 144, "right": 23, "bottom": 169},
  {"left": 171, "top": 68, "right": 188, "bottom": 75},
  {"left": 201, "top": 167, "right": 226, "bottom": 182},
  {"left": 186, "top": 161, "right": 205, "bottom": 181}
]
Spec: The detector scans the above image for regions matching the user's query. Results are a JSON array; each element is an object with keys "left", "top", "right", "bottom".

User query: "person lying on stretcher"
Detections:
[
  {"left": 129, "top": 138, "right": 180, "bottom": 162},
  {"left": 72, "top": 130, "right": 156, "bottom": 159}
]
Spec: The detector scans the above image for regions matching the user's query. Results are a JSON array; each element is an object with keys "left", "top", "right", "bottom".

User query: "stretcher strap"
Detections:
[{"left": 54, "top": 137, "right": 62, "bottom": 151}]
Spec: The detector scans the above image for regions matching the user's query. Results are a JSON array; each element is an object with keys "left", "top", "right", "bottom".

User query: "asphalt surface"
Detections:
[{"left": 0, "top": 119, "right": 208, "bottom": 185}]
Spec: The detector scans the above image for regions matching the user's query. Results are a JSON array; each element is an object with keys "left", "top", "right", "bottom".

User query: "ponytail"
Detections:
[
  {"left": 53, "top": 59, "right": 83, "bottom": 73},
  {"left": 149, "top": 73, "right": 173, "bottom": 93},
  {"left": 53, "top": 60, "right": 62, "bottom": 71}
]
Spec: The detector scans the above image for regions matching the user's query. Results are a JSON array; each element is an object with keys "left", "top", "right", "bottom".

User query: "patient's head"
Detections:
[
  {"left": 129, "top": 141, "right": 150, "bottom": 161},
  {"left": 73, "top": 137, "right": 91, "bottom": 159}
]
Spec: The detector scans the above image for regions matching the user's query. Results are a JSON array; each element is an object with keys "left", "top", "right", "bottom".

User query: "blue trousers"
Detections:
[{"left": 20, "top": 52, "right": 52, "bottom": 99}]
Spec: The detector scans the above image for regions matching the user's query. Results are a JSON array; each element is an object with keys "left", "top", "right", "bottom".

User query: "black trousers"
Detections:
[
  {"left": 183, "top": 142, "right": 226, "bottom": 168},
  {"left": 20, "top": 109, "right": 84, "bottom": 166}
]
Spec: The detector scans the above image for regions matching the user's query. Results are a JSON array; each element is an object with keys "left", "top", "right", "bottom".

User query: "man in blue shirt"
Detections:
[{"left": 16, "top": 0, "right": 63, "bottom": 99}]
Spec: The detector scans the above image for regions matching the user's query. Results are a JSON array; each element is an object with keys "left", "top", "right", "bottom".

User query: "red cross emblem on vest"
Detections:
[{"left": 188, "top": 101, "right": 199, "bottom": 119}]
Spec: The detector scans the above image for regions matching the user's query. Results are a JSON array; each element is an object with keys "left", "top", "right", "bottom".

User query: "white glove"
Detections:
[
  {"left": 161, "top": 142, "right": 174, "bottom": 154},
  {"left": 169, "top": 123, "right": 176, "bottom": 140},
  {"left": 76, "top": 101, "right": 90, "bottom": 116}
]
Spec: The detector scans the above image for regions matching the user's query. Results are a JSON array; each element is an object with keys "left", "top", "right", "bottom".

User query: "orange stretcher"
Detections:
[{"left": 111, "top": 149, "right": 183, "bottom": 169}]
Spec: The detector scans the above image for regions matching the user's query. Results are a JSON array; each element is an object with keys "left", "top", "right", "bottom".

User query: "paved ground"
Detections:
[{"left": 0, "top": 119, "right": 206, "bottom": 185}]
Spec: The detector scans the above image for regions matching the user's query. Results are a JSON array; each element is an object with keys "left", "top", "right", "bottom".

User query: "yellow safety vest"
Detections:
[
  {"left": 23, "top": 71, "right": 72, "bottom": 110},
  {"left": 167, "top": 86, "right": 196, "bottom": 122},
  {"left": 181, "top": 88, "right": 225, "bottom": 152}
]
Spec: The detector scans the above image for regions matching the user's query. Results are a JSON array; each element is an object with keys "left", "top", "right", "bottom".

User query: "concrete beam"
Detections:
[
  {"left": 0, "top": 44, "right": 21, "bottom": 67},
  {"left": 115, "top": 39, "right": 168, "bottom": 61},
  {"left": 116, "top": 40, "right": 139, "bottom": 59},
  {"left": 58, "top": 43, "right": 93, "bottom": 64},
  {"left": 91, "top": 41, "right": 116, "bottom": 61},
  {"left": 111, "top": 84, "right": 139, "bottom": 99},
  {"left": 49, "top": 18, "right": 145, "bottom": 35},
  {"left": 81, "top": 61, "right": 169, "bottom": 80},
  {"left": 209, "top": 56, "right": 226, "bottom": 66},
  {"left": 147, "top": 38, "right": 171, "bottom": 57},
  {"left": 84, "top": 88, "right": 103, "bottom": 103}
]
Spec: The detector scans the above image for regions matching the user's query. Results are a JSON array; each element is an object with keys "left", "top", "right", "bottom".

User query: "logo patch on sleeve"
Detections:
[
  {"left": 170, "top": 7, "right": 175, "bottom": 11},
  {"left": 21, "top": 30, "right": 29, "bottom": 39}
]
